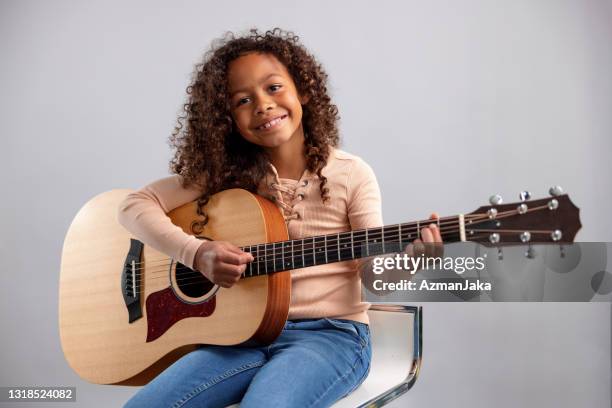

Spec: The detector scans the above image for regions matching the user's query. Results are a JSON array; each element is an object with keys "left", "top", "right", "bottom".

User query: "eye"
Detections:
[
  {"left": 236, "top": 97, "right": 250, "bottom": 107},
  {"left": 269, "top": 84, "right": 282, "bottom": 92}
]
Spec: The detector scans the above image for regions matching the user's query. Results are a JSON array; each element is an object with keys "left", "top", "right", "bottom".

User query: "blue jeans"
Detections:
[{"left": 124, "top": 318, "right": 371, "bottom": 408}]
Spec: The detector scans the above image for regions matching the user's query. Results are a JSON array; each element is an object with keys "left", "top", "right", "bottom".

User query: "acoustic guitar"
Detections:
[{"left": 59, "top": 187, "right": 581, "bottom": 385}]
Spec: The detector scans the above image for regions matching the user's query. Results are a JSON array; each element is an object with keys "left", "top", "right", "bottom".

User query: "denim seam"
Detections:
[
  {"left": 307, "top": 340, "right": 367, "bottom": 408},
  {"left": 325, "top": 318, "right": 368, "bottom": 347},
  {"left": 171, "top": 360, "right": 265, "bottom": 408}
]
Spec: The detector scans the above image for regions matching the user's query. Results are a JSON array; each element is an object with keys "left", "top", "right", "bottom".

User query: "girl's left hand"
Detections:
[{"left": 404, "top": 213, "right": 444, "bottom": 260}]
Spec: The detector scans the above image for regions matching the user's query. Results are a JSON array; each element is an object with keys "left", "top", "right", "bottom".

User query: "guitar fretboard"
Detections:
[{"left": 239, "top": 218, "right": 462, "bottom": 277}]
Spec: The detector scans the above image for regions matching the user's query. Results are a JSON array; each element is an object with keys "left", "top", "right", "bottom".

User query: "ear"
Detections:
[{"left": 299, "top": 92, "right": 310, "bottom": 105}]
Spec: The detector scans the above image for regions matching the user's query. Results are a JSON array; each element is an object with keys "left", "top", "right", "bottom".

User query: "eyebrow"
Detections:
[{"left": 229, "top": 73, "right": 284, "bottom": 97}]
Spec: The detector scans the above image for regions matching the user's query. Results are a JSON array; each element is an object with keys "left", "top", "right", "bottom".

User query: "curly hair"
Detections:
[{"left": 168, "top": 28, "right": 340, "bottom": 231}]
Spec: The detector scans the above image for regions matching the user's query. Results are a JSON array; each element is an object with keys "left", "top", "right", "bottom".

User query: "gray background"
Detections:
[{"left": 1, "top": 0, "right": 611, "bottom": 407}]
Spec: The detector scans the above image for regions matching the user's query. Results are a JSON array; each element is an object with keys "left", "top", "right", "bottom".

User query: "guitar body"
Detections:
[{"left": 59, "top": 189, "right": 291, "bottom": 385}]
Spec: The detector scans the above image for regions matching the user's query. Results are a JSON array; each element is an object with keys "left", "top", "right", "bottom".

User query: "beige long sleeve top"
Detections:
[{"left": 117, "top": 148, "right": 383, "bottom": 324}]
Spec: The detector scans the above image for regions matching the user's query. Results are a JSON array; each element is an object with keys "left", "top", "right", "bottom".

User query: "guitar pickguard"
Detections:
[{"left": 145, "top": 287, "right": 216, "bottom": 342}]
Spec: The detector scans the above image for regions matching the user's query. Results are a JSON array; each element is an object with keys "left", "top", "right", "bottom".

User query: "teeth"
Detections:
[{"left": 259, "top": 116, "right": 284, "bottom": 130}]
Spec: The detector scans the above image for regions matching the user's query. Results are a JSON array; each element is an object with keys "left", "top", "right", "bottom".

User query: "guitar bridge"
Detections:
[{"left": 121, "top": 239, "right": 143, "bottom": 323}]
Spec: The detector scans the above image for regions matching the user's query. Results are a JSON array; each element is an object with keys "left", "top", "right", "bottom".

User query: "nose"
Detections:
[{"left": 255, "top": 94, "right": 275, "bottom": 115}]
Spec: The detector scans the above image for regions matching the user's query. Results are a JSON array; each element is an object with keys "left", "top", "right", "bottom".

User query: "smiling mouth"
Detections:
[{"left": 256, "top": 114, "right": 288, "bottom": 131}]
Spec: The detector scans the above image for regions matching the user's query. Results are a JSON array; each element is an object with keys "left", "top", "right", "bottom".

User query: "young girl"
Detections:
[{"left": 119, "top": 28, "right": 441, "bottom": 408}]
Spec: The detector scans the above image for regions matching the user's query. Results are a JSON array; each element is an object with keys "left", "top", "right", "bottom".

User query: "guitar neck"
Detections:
[{"left": 239, "top": 216, "right": 463, "bottom": 277}]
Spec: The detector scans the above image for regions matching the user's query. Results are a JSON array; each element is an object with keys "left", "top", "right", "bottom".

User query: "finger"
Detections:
[
  {"left": 219, "top": 262, "right": 244, "bottom": 277},
  {"left": 429, "top": 223, "right": 442, "bottom": 243},
  {"left": 427, "top": 222, "right": 444, "bottom": 256},
  {"left": 429, "top": 212, "right": 439, "bottom": 220},
  {"left": 217, "top": 250, "right": 243, "bottom": 265},
  {"left": 225, "top": 243, "right": 255, "bottom": 262},
  {"left": 412, "top": 239, "right": 425, "bottom": 258},
  {"left": 421, "top": 227, "right": 434, "bottom": 243},
  {"left": 422, "top": 227, "right": 439, "bottom": 257},
  {"left": 219, "top": 250, "right": 253, "bottom": 265}
]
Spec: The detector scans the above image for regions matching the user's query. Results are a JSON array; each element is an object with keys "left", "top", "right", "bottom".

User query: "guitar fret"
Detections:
[
  {"left": 256, "top": 244, "right": 261, "bottom": 276},
  {"left": 314, "top": 236, "right": 326, "bottom": 265},
  {"left": 284, "top": 242, "right": 291, "bottom": 269},
  {"left": 337, "top": 233, "right": 340, "bottom": 260},
  {"left": 352, "top": 230, "right": 365, "bottom": 259},
  {"left": 247, "top": 245, "right": 252, "bottom": 277},
  {"left": 351, "top": 231, "right": 355, "bottom": 259},
  {"left": 312, "top": 237, "right": 316, "bottom": 265},
  {"left": 291, "top": 240, "right": 295, "bottom": 269},
  {"left": 391, "top": 225, "right": 401, "bottom": 252},
  {"left": 365, "top": 229, "right": 369, "bottom": 256},
  {"left": 276, "top": 242, "right": 285, "bottom": 271},
  {"left": 324, "top": 235, "right": 328, "bottom": 264},
  {"left": 301, "top": 239, "right": 305, "bottom": 268},
  {"left": 338, "top": 232, "right": 352, "bottom": 261},
  {"left": 382, "top": 228, "right": 385, "bottom": 253}
]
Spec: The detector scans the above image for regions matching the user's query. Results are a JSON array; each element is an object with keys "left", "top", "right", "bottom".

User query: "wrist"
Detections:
[{"left": 193, "top": 239, "right": 210, "bottom": 271}]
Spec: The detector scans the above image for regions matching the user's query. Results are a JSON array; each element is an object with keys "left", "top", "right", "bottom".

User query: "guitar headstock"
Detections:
[{"left": 465, "top": 187, "right": 581, "bottom": 247}]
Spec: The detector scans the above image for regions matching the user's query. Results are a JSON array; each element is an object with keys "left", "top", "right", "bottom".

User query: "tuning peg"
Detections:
[
  {"left": 549, "top": 186, "right": 564, "bottom": 196},
  {"left": 489, "top": 194, "right": 503, "bottom": 205},
  {"left": 520, "top": 231, "right": 531, "bottom": 242},
  {"left": 551, "top": 230, "right": 563, "bottom": 241},
  {"left": 489, "top": 233, "right": 500, "bottom": 244},
  {"left": 525, "top": 245, "right": 536, "bottom": 259},
  {"left": 519, "top": 191, "right": 531, "bottom": 201}
]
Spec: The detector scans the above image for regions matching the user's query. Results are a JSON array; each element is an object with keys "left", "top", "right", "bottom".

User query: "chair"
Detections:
[{"left": 331, "top": 304, "right": 422, "bottom": 408}]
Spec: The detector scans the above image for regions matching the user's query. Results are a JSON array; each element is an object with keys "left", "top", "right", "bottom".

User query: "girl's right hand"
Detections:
[{"left": 193, "top": 241, "right": 254, "bottom": 288}]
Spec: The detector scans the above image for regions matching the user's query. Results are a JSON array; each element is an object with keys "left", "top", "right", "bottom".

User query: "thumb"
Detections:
[{"left": 225, "top": 243, "right": 254, "bottom": 262}]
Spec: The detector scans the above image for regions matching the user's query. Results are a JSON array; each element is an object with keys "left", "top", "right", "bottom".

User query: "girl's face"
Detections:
[{"left": 227, "top": 52, "right": 308, "bottom": 150}]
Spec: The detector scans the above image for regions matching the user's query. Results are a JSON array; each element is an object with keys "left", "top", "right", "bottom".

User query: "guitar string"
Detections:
[
  {"left": 130, "top": 206, "right": 541, "bottom": 282},
  {"left": 126, "top": 214, "right": 479, "bottom": 265},
  {"left": 130, "top": 217, "right": 488, "bottom": 274},
  {"left": 133, "top": 208, "right": 547, "bottom": 287},
  {"left": 127, "top": 203, "right": 549, "bottom": 269},
  {"left": 137, "top": 228, "right": 555, "bottom": 292},
  {"left": 138, "top": 203, "right": 542, "bottom": 274},
  {"left": 132, "top": 220, "right": 468, "bottom": 282},
  {"left": 131, "top": 223, "right": 465, "bottom": 285},
  {"left": 130, "top": 204, "right": 549, "bottom": 283},
  {"left": 135, "top": 228, "right": 558, "bottom": 289}
]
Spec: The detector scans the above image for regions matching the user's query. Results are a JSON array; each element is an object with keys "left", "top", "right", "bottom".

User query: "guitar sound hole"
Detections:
[{"left": 175, "top": 263, "right": 215, "bottom": 298}]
